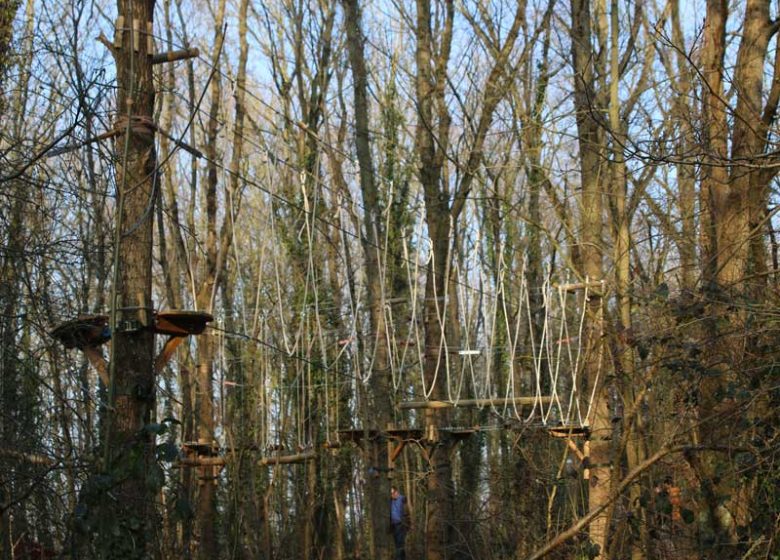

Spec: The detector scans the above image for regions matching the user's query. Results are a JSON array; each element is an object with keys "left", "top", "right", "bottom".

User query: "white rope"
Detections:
[
  {"left": 570, "top": 279, "right": 590, "bottom": 426},
  {"left": 398, "top": 216, "right": 426, "bottom": 395},
  {"left": 583, "top": 280, "right": 605, "bottom": 426},
  {"left": 269, "top": 209, "right": 295, "bottom": 355}
]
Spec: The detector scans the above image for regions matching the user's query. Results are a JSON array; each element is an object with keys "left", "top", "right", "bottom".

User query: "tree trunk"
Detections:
[
  {"left": 342, "top": 1, "right": 394, "bottom": 557},
  {"left": 101, "top": 0, "right": 158, "bottom": 556},
  {"left": 570, "top": 0, "right": 610, "bottom": 555}
]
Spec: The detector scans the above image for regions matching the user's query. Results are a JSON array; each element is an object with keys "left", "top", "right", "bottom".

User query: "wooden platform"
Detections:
[
  {"left": 182, "top": 440, "right": 220, "bottom": 457},
  {"left": 51, "top": 309, "right": 213, "bottom": 347},
  {"left": 548, "top": 425, "right": 590, "bottom": 439},
  {"left": 50, "top": 315, "right": 110, "bottom": 349},
  {"left": 153, "top": 310, "right": 213, "bottom": 336}
]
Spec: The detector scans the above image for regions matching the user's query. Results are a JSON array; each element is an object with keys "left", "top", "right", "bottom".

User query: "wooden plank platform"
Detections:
[
  {"left": 548, "top": 425, "right": 590, "bottom": 439},
  {"left": 153, "top": 310, "right": 214, "bottom": 336},
  {"left": 50, "top": 315, "right": 110, "bottom": 349},
  {"left": 182, "top": 440, "right": 220, "bottom": 457}
]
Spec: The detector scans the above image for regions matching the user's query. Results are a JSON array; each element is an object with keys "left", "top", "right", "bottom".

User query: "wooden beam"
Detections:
[
  {"left": 0, "top": 447, "right": 55, "bottom": 466},
  {"left": 177, "top": 456, "right": 227, "bottom": 467},
  {"left": 555, "top": 281, "right": 605, "bottom": 293},
  {"left": 397, "top": 396, "right": 552, "bottom": 410},
  {"left": 258, "top": 451, "right": 316, "bottom": 466},
  {"left": 565, "top": 438, "right": 585, "bottom": 462},
  {"left": 155, "top": 335, "right": 185, "bottom": 372},
  {"left": 389, "top": 441, "right": 406, "bottom": 463},
  {"left": 151, "top": 47, "right": 200, "bottom": 64},
  {"left": 83, "top": 346, "right": 109, "bottom": 386}
]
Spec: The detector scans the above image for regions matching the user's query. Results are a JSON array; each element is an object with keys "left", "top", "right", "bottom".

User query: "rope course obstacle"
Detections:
[{"left": 50, "top": 309, "right": 217, "bottom": 475}]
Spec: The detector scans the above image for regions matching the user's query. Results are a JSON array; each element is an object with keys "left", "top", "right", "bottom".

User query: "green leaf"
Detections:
[{"left": 681, "top": 508, "right": 695, "bottom": 524}]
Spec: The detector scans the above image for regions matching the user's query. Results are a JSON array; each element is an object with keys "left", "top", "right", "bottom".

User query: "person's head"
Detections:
[{"left": 391, "top": 485, "right": 400, "bottom": 499}]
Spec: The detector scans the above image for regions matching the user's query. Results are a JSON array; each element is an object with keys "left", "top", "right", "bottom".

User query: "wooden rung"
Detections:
[
  {"left": 50, "top": 315, "right": 110, "bottom": 349},
  {"left": 152, "top": 48, "right": 200, "bottom": 64},
  {"left": 177, "top": 456, "right": 226, "bottom": 467},
  {"left": 0, "top": 447, "right": 55, "bottom": 466},
  {"left": 398, "top": 397, "right": 552, "bottom": 410},
  {"left": 555, "top": 281, "right": 605, "bottom": 293},
  {"left": 259, "top": 451, "right": 316, "bottom": 465},
  {"left": 113, "top": 16, "right": 124, "bottom": 48}
]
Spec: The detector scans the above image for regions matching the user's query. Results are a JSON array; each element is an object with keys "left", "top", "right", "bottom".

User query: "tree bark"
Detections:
[
  {"left": 102, "top": 0, "right": 158, "bottom": 556},
  {"left": 569, "top": 0, "right": 610, "bottom": 555},
  {"left": 342, "top": 1, "right": 394, "bottom": 557}
]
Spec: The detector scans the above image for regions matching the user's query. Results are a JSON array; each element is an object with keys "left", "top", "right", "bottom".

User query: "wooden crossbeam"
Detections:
[
  {"left": 398, "top": 396, "right": 551, "bottom": 410},
  {"left": 155, "top": 335, "right": 185, "bottom": 372},
  {"left": 177, "top": 456, "right": 226, "bottom": 467},
  {"left": 83, "top": 346, "right": 109, "bottom": 386},
  {"left": 555, "top": 281, "right": 605, "bottom": 294},
  {"left": 151, "top": 48, "right": 199, "bottom": 65},
  {"left": 259, "top": 451, "right": 316, "bottom": 466},
  {"left": 0, "top": 447, "right": 56, "bottom": 466}
]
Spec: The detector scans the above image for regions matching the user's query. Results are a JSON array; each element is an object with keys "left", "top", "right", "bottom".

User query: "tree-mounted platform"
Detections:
[
  {"left": 182, "top": 439, "right": 220, "bottom": 457},
  {"left": 50, "top": 315, "right": 110, "bottom": 349},
  {"left": 152, "top": 310, "right": 213, "bottom": 372},
  {"left": 50, "top": 315, "right": 111, "bottom": 384},
  {"left": 548, "top": 425, "right": 592, "bottom": 480},
  {"left": 547, "top": 424, "right": 590, "bottom": 439},
  {"left": 50, "top": 310, "right": 214, "bottom": 379},
  {"left": 152, "top": 310, "right": 213, "bottom": 336},
  {"left": 338, "top": 424, "right": 479, "bottom": 477},
  {"left": 50, "top": 310, "right": 213, "bottom": 342}
]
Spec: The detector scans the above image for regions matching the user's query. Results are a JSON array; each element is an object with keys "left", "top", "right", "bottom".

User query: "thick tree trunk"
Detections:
[
  {"left": 697, "top": 0, "right": 775, "bottom": 551},
  {"left": 569, "top": 0, "right": 610, "bottom": 555},
  {"left": 342, "top": 1, "right": 394, "bottom": 557},
  {"left": 102, "top": 0, "right": 158, "bottom": 556}
]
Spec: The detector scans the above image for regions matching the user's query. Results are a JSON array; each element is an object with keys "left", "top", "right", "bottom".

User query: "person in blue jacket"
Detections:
[{"left": 390, "top": 485, "right": 411, "bottom": 559}]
